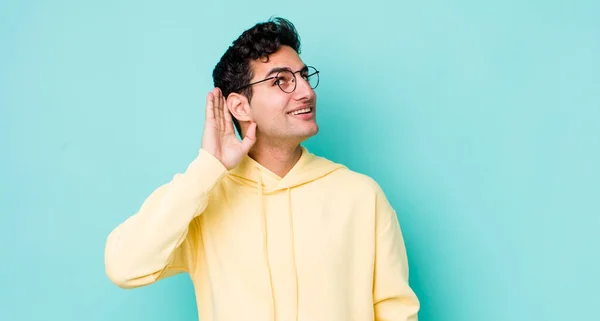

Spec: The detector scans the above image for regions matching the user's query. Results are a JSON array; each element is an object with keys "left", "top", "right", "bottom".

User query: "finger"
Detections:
[
  {"left": 241, "top": 121, "right": 257, "bottom": 152},
  {"left": 205, "top": 92, "right": 215, "bottom": 121},
  {"left": 219, "top": 89, "right": 227, "bottom": 129},
  {"left": 214, "top": 88, "right": 224, "bottom": 129},
  {"left": 218, "top": 88, "right": 226, "bottom": 129}
]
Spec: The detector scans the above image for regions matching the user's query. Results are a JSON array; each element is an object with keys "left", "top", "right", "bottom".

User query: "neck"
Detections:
[{"left": 248, "top": 141, "right": 303, "bottom": 178}]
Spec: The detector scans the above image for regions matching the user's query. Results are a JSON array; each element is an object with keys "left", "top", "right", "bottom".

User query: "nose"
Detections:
[{"left": 293, "top": 75, "right": 315, "bottom": 101}]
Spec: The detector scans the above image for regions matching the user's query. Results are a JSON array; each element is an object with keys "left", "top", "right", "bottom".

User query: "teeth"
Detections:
[{"left": 290, "top": 108, "right": 311, "bottom": 115}]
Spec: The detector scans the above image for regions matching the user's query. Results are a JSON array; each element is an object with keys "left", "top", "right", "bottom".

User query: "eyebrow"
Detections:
[{"left": 264, "top": 65, "right": 308, "bottom": 78}]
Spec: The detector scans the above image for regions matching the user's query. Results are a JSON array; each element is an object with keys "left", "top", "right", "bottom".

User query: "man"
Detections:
[{"left": 104, "top": 17, "right": 420, "bottom": 321}]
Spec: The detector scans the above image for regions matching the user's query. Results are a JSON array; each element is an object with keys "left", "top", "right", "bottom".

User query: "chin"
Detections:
[
  {"left": 273, "top": 123, "right": 319, "bottom": 143},
  {"left": 299, "top": 125, "right": 319, "bottom": 140}
]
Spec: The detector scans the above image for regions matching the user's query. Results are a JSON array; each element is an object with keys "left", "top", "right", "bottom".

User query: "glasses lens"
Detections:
[
  {"left": 306, "top": 66, "right": 319, "bottom": 89},
  {"left": 277, "top": 70, "right": 296, "bottom": 93}
]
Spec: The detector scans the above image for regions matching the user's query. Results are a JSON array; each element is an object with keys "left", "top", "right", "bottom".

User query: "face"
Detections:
[{"left": 242, "top": 45, "right": 319, "bottom": 144}]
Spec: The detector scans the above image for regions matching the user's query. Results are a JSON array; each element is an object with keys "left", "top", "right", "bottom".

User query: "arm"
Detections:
[
  {"left": 373, "top": 190, "right": 420, "bottom": 320},
  {"left": 104, "top": 148, "right": 228, "bottom": 288},
  {"left": 104, "top": 87, "right": 256, "bottom": 289}
]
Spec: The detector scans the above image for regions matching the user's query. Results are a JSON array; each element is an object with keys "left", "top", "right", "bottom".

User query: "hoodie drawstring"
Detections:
[
  {"left": 257, "top": 172, "right": 276, "bottom": 321},
  {"left": 257, "top": 170, "right": 300, "bottom": 321},
  {"left": 287, "top": 187, "right": 300, "bottom": 321}
]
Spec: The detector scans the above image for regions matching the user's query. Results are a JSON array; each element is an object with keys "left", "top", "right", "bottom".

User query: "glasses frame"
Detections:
[{"left": 234, "top": 65, "right": 320, "bottom": 93}]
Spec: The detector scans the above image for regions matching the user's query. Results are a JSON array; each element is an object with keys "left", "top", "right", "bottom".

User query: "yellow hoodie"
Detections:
[{"left": 104, "top": 146, "right": 420, "bottom": 321}]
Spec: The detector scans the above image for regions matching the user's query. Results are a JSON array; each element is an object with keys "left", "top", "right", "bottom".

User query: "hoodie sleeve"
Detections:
[
  {"left": 104, "top": 148, "right": 228, "bottom": 289},
  {"left": 373, "top": 188, "right": 420, "bottom": 321}
]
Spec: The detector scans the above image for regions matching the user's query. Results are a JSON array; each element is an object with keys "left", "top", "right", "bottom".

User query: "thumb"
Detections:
[{"left": 241, "top": 122, "right": 257, "bottom": 152}]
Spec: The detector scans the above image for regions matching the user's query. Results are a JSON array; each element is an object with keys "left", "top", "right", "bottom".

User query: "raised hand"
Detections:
[{"left": 201, "top": 88, "right": 257, "bottom": 170}]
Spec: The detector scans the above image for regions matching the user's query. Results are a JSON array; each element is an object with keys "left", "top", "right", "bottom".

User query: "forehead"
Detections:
[{"left": 250, "top": 45, "right": 305, "bottom": 78}]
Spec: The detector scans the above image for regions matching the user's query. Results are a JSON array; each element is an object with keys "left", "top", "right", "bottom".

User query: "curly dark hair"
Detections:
[{"left": 212, "top": 17, "right": 302, "bottom": 136}]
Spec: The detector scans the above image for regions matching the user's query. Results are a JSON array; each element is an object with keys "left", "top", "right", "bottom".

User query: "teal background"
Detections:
[{"left": 1, "top": 0, "right": 598, "bottom": 320}]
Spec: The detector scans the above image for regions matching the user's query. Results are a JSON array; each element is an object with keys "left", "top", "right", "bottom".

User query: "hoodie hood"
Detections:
[{"left": 227, "top": 146, "right": 345, "bottom": 193}]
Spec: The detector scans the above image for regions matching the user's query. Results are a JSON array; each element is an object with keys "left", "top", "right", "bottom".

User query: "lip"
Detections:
[{"left": 287, "top": 104, "right": 314, "bottom": 114}]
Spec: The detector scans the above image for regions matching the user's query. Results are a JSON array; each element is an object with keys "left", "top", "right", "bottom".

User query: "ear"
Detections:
[{"left": 226, "top": 93, "right": 252, "bottom": 122}]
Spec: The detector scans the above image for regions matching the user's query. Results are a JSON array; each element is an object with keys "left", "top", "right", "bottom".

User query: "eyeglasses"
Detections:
[{"left": 235, "top": 66, "right": 320, "bottom": 93}]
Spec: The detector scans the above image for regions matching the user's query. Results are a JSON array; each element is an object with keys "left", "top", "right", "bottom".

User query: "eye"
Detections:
[
  {"left": 300, "top": 71, "right": 311, "bottom": 80},
  {"left": 273, "top": 72, "right": 295, "bottom": 87}
]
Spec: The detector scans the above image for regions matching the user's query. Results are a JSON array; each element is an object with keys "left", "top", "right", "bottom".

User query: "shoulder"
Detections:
[
  {"left": 331, "top": 167, "right": 381, "bottom": 189},
  {"left": 322, "top": 164, "right": 389, "bottom": 201},
  {"left": 306, "top": 149, "right": 390, "bottom": 201},
  {"left": 324, "top": 165, "right": 396, "bottom": 231}
]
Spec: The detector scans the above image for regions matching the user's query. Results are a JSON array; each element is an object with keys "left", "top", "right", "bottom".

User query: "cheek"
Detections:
[{"left": 252, "top": 93, "right": 292, "bottom": 124}]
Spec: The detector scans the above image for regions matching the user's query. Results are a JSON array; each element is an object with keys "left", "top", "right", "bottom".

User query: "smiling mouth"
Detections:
[{"left": 288, "top": 107, "right": 313, "bottom": 115}]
